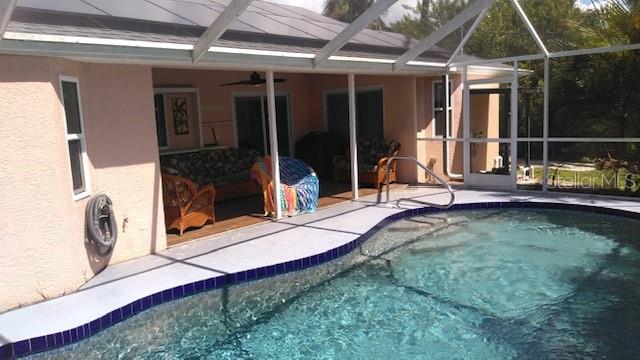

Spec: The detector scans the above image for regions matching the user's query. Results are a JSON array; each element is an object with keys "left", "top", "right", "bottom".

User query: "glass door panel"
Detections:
[
  {"left": 235, "top": 96, "right": 266, "bottom": 155},
  {"left": 264, "top": 95, "right": 291, "bottom": 157},
  {"left": 236, "top": 95, "right": 292, "bottom": 157}
]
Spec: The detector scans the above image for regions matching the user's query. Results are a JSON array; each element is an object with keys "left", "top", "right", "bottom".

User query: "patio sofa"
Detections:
[
  {"left": 160, "top": 148, "right": 261, "bottom": 201},
  {"left": 333, "top": 138, "right": 401, "bottom": 189}
]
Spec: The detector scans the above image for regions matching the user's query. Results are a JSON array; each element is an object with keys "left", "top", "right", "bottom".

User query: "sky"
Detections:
[{"left": 266, "top": 0, "right": 610, "bottom": 24}]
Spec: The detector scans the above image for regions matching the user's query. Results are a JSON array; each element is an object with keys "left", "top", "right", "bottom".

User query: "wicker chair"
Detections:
[
  {"left": 161, "top": 174, "right": 216, "bottom": 235},
  {"left": 333, "top": 139, "right": 401, "bottom": 189},
  {"left": 250, "top": 156, "right": 319, "bottom": 216}
]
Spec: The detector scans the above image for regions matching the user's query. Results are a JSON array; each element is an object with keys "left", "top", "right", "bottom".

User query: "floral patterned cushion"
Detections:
[
  {"left": 357, "top": 138, "right": 400, "bottom": 166},
  {"left": 160, "top": 148, "right": 261, "bottom": 187},
  {"left": 335, "top": 138, "right": 400, "bottom": 172}
]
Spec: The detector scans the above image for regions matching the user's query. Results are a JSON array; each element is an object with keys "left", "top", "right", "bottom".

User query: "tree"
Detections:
[
  {"left": 322, "top": 0, "right": 387, "bottom": 30},
  {"left": 392, "top": 0, "right": 469, "bottom": 43}
]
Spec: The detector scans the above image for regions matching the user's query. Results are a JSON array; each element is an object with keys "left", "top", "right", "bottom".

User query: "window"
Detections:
[
  {"left": 325, "top": 88, "right": 384, "bottom": 141},
  {"left": 60, "top": 76, "right": 90, "bottom": 200},
  {"left": 433, "top": 81, "right": 453, "bottom": 137}
]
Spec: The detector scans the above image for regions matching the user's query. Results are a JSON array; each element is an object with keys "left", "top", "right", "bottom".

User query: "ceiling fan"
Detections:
[{"left": 219, "top": 71, "right": 287, "bottom": 87}]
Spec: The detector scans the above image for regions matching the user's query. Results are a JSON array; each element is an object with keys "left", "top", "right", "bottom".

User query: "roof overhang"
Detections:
[{"left": 0, "top": 32, "right": 516, "bottom": 77}]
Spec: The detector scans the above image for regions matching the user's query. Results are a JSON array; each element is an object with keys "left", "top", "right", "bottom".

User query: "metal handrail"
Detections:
[{"left": 384, "top": 155, "right": 455, "bottom": 209}]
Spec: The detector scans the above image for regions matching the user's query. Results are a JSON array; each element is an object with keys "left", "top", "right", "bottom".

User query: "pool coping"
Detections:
[{"left": 2, "top": 200, "right": 640, "bottom": 358}]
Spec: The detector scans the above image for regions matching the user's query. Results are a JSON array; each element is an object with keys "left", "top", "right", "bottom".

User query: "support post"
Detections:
[
  {"left": 542, "top": 57, "right": 550, "bottom": 192},
  {"left": 412, "top": 76, "right": 420, "bottom": 183},
  {"left": 266, "top": 71, "right": 282, "bottom": 219},
  {"left": 462, "top": 66, "right": 470, "bottom": 182},
  {"left": 511, "top": 61, "right": 519, "bottom": 189},
  {"left": 443, "top": 70, "right": 451, "bottom": 177},
  {"left": 348, "top": 73, "right": 359, "bottom": 200}
]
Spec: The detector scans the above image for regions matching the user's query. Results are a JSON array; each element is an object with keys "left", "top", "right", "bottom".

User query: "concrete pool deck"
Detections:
[{"left": 1, "top": 187, "right": 640, "bottom": 357}]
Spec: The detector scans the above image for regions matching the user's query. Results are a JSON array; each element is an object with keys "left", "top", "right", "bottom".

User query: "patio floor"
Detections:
[
  {"left": 166, "top": 182, "right": 405, "bottom": 246},
  {"left": 2, "top": 187, "right": 640, "bottom": 351}
]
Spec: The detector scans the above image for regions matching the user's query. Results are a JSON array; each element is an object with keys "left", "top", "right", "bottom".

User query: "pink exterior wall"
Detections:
[
  {"left": 0, "top": 55, "right": 165, "bottom": 312},
  {"left": 152, "top": 69, "right": 312, "bottom": 149},
  {"left": 416, "top": 75, "right": 464, "bottom": 182},
  {"left": 469, "top": 90, "right": 501, "bottom": 173}
]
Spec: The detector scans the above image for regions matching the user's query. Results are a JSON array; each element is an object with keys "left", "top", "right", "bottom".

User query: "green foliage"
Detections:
[
  {"left": 322, "top": 0, "right": 387, "bottom": 30},
  {"left": 392, "top": 0, "right": 469, "bottom": 44}
]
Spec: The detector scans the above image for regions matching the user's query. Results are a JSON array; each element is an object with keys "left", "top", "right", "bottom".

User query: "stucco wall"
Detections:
[
  {"left": 469, "top": 90, "right": 501, "bottom": 173},
  {"left": 0, "top": 55, "right": 165, "bottom": 312},
  {"left": 152, "top": 69, "right": 311, "bottom": 149},
  {"left": 417, "top": 75, "right": 464, "bottom": 182}
]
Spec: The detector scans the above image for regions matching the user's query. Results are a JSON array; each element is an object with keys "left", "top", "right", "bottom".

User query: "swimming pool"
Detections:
[{"left": 33, "top": 208, "right": 640, "bottom": 359}]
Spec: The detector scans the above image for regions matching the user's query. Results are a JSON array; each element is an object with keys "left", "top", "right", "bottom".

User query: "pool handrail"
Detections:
[{"left": 384, "top": 155, "right": 455, "bottom": 209}]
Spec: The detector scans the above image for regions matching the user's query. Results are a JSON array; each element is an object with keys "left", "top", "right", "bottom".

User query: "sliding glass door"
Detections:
[{"left": 234, "top": 94, "right": 291, "bottom": 156}]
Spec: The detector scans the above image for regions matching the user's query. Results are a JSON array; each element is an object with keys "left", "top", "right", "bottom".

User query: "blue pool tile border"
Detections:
[{"left": 2, "top": 200, "right": 640, "bottom": 359}]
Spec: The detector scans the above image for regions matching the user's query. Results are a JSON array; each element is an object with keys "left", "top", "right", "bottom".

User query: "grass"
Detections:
[{"left": 518, "top": 165, "right": 638, "bottom": 193}]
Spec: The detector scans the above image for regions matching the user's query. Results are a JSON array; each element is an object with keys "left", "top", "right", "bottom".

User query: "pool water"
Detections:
[{"left": 36, "top": 209, "right": 640, "bottom": 359}]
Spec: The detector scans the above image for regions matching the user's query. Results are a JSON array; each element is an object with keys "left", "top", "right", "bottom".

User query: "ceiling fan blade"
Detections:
[
  {"left": 220, "top": 75, "right": 287, "bottom": 87},
  {"left": 219, "top": 80, "right": 252, "bottom": 86}
]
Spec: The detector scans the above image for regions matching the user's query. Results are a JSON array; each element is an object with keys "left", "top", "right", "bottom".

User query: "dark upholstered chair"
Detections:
[{"left": 333, "top": 138, "right": 401, "bottom": 189}]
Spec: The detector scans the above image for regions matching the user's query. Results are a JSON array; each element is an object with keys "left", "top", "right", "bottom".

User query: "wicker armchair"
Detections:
[
  {"left": 333, "top": 138, "right": 401, "bottom": 189},
  {"left": 250, "top": 156, "right": 319, "bottom": 216},
  {"left": 161, "top": 174, "right": 216, "bottom": 235}
]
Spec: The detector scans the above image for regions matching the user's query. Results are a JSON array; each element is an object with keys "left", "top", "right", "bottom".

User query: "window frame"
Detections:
[
  {"left": 59, "top": 75, "right": 92, "bottom": 201},
  {"left": 432, "top": 79, "right": 453, "bottom": 138},
  {"left": 153, "top": 93, "right": 169, "bottom": 150}
]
